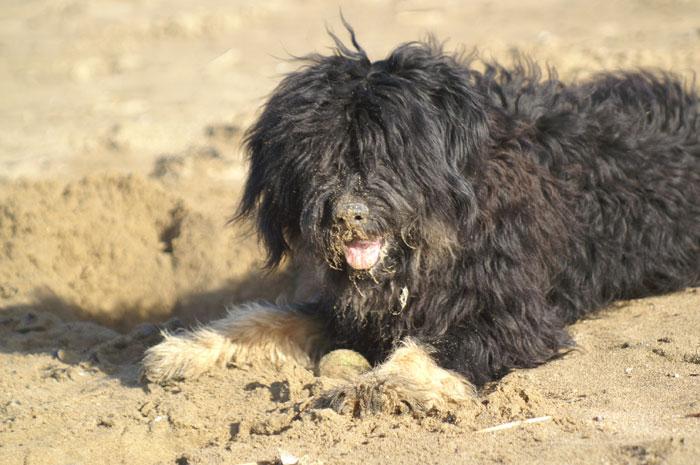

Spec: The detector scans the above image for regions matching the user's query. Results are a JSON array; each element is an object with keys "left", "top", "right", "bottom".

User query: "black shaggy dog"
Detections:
[{"left": 143, "top": 26, "right": 700, "bottom": 416}]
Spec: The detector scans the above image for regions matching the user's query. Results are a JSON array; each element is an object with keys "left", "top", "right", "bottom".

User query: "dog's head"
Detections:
[{"left": 237, "top": 27, "right": 489, "bottom": 287}]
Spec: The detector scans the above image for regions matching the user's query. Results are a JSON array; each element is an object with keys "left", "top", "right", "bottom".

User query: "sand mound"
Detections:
[{"left": 0, "top": 172, "right": 295, "bottom": 331}]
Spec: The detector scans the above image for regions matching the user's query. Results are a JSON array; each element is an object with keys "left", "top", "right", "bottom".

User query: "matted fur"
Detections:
[{"left": 143, "top": 24, "right": 700, "bottom": 415}]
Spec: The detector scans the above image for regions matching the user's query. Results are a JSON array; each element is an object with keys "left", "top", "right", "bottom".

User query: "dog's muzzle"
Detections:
[{"left": 333, "top": 198, "right": 384, "bottom": 270}]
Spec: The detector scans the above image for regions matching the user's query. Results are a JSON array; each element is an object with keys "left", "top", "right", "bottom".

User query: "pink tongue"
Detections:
[{"left": 344, "top": 238, "right": 382, "bottom": 270}]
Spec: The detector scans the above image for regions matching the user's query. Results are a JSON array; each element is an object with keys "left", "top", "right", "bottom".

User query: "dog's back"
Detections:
[{"left": 479, "top": 64, "right": 700, "bottom": 319}]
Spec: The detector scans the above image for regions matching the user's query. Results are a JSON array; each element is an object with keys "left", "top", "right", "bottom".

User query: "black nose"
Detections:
[{"left": 333, "top": 199, "right": 369, "bottom": 227}]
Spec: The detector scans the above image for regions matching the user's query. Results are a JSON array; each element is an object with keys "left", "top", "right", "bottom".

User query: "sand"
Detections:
[{"left": 1, "top": 1, "right": 699, "bottom": 464}]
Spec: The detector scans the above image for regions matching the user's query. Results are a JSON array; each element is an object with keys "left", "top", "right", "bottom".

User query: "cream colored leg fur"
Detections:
[{"left": 141, "top": 302, "right": 326, "bottom": 383}]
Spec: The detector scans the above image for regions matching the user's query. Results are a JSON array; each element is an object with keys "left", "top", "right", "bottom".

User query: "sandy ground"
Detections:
[{"left": 1, "top": 1, "right": 699, "bottom": 464}]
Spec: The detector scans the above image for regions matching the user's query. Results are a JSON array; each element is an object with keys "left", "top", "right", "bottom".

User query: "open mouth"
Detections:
[{"left": 343, "top": 237, "right": 384, "bottom": 270}]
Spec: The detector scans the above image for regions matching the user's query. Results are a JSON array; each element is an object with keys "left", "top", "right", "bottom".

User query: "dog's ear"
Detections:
[
  {"left": 234, "top": 133, "right": 291, "bottom": 270},
  {"left": 430, "top": 57, "right": 488, "bottom": 229},
  {"left": 425, "top": 42, "right": 490, "bottom": 170},
  {"left": 386, "top": 41, "right": 489, "bottom": 227},
  {"left": 234, "top": 46, "right": 346, "bottom": 270},
  {"left": 384, "top": 40, "right": 490, "bottom": 166}
]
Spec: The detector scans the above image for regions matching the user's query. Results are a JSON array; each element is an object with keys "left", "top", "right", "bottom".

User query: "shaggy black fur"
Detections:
[{"left": 237, "top": 26, "right": 700, "bottom": 387}]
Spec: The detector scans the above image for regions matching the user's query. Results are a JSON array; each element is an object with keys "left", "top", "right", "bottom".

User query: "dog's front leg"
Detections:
[
  {"left": 318, "top": 339, "right": 475, "bottom": 417},
  {"left": 141, "top": 302, "right": 327, "bottom": 383}
]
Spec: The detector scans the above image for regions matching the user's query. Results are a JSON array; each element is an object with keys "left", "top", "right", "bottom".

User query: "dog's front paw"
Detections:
[
  {"left": 141, "top": 330, "right": 228, "bottom": 383},
  {"left": 314, "top": 341, "right": 475, "bottom": 417},
  {"left": 140, "top": 335, "right": 192, "bottom": 383},
  {"left": 317, "top": 376, "right": 416, "bottom": 416},
  {"left": 315, "top": 373, "right": 472, "bottom": 417}
]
